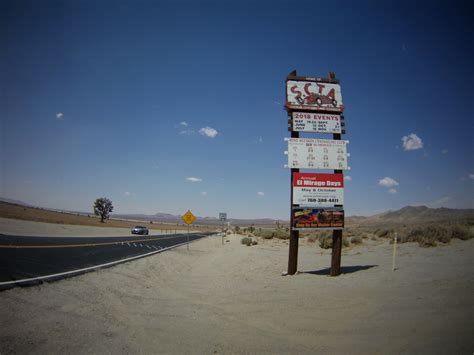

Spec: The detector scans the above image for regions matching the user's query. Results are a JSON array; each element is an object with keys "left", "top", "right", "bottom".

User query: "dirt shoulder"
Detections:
[{"left": 0, "top": 231, "right": 472, "bottom": 354}]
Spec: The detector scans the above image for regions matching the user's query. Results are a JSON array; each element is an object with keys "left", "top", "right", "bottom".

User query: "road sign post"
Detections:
[
  {"left": 182, "top": 210, "right": 196, "bottom": 251},
  {"left": 219, "top": 213, "right": 227, "bottom": 245}
]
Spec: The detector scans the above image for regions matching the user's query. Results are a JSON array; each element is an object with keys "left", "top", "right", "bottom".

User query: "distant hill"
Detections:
[
  {"left": 347, "top": 205, "right": 474, "bottom": 227},
  {"left": 0, "top": 197, "right": 33, "bottom": 207}
]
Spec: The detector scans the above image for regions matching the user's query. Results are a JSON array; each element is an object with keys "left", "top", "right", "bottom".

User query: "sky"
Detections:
[{"left": 1, "top": 0, "right": 473, "bottom": 219}]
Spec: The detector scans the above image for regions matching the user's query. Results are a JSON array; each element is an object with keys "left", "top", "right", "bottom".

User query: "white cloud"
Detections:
[
  {"left": 469, "top": 174, "right": 474, "bottom": 180},
  {"left": 257, "top": 191, "right": 265, "bottom": 196},
  {"left": 441, "top": 149, "right": 448, "bottom": 154},
  {"left": 124, "top": 191, "right": 136, "bottom": 197},
  {"left": 179, "top": 121, "right": 188, "bottom": 127},
  {"left": 344, "top": 176, "right": 352, "bottom": 181},
  {"left": 378, "top": 177, "right": 399, "bottom": 188},
  {"left": 433, "top": 196, "right": 450, "bottom": 205},
  {"left": 258, "top": 136, "right": 263, "bottom": 143},
  {"left": 199, "top": 126, "right": 218, "bottom": 138},
  {"left": 56, "top": 112, "right": 64, "bottom": 120},
  {"left": 179, "top": 129, "right": 195, "bottom": 135},
  {"left": 402, "top": 133, "right": 423, "bottom": 151},
  {"left": 388, "top": 188, "right": 397, "bottom": 194},
  {"left": 201, "top": 191, "right": 207, "bottom": 196},
  {"left": 186, "top": 177, "right": 202, "bottom": 182}
]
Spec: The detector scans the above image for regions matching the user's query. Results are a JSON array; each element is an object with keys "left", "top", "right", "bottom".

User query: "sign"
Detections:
[
  {"left": 286, "top": 80, "right": 343, "bottom": 112},
  {"left": 293, "top": 208, "right": 344, "bottom": 230},
  {"left": 293, "top": 173, "right": 344, "bottom": 207},
  {"left": 182, "top": 210, "right": 196, "bottom": 225},
  {"left": 287, "top": 138, "right": 349, "bottom": 170},
  {"left": 291, "top": 112, "right": 345, "bottom": 134},
  {"left": 219, "top": 213, "right": 227, "bottom": 222}
]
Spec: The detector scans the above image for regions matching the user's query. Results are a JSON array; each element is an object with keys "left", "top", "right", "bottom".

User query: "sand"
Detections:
[{"left": 0, "top": 221, "right": 473, "bottom": 354}]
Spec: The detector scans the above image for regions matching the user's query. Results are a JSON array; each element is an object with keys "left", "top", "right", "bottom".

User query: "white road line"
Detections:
[
  {"left": 0, "top": 237, "right": 211, "bottom": 287},
  {"left": 146, "top": 245, "right": 151, "bottom": 249}
]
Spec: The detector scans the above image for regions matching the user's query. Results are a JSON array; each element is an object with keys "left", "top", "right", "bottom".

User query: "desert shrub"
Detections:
[
  {"left": 450, "top": 225, "right": 471, "bottom": 240},
  {"left": 254, "top": 229, "right": 274, "bottom": 239},
  {"left": 419, "top": 236, "right": 437, "bottom": 247},
  {"left": 319, "top": 234, "right": 332, "bottom": 249},
  {"left": 307, "top": 235, "right": 318, "bottom": 243},
  {"left": 251, "top": 240, "right": 258, "bottom": 245},
  {"left": 342, "top": 237, "right": 350, "bottom": 247},
  {"left": 319, "top": 234, "right": 349, "bottom": 249},
  {"left": 376, "top": 229, "right": 391, "bottom": 238},
  {"left": 274, "top": 229, "right": 290, "bottom": 240},
  {"left": 351, "top": 235, "right": 363, "bottom": 244},
  {"left": 241, "top": 237, "right": 252, "bottom": 246}
]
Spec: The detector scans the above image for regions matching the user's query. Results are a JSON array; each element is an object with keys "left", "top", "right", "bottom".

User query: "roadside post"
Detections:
[
  {"left": 284, "top": 71, "right": 350, "bottom": 276},
  {"left": 219, "top": 212, "right": 227, "bottom": 245},
  {"left": 181, "top": 210, "right": 196, "bottom": 251},
  {"left": 392, "top": 232, "right": 398, "bottom": 271}
]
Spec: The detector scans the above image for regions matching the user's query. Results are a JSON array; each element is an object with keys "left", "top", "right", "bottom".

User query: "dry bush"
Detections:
[
  {"left": 251, "top": 240, "right": 258, "bottom": 245},
  {"left": 319, "top": 233, "right": 349, "bottom": 249},
  {"left": 450, "top": 225, "right": 471, "bottom": 240},
  {"left": 319, "top": 234, "right": 332, "bottom": 249},
  {"left": 351, "top": 235, "right": 363, "bottom": 244},
  {"left": 253, "top": 228, "right": 290, "bottom": 240},
  {"left": 307, "top": 235, "right": 318, "bottom": 243},
  {"left": 241, "top": 237, "right": 252, "bottom": 246}
]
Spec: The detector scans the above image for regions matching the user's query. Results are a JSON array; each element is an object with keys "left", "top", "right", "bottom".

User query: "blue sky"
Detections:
[{"left": 1, "top": 0, "right": 473, "bottom": 219}]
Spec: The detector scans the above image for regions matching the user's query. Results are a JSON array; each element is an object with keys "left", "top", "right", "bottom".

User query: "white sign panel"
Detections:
[
  {"left": 287, "top": 138, "right": 349, "bottom": 170},
  {"left": 293, "top": 173, "right": 344, "bottom": 207},
  {"left": 286, "top": 80, "right": 343, "bottom": 112},
  {"left": 292, "top": 112, "right": 344, "bottom": 134}
]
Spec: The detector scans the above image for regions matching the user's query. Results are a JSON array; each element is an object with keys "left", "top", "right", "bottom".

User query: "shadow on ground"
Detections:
[{"left": 303, "top": 265, "right": 378, "bottom": 275}]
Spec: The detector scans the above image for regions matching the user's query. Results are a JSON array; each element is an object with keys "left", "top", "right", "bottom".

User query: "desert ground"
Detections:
[{"left": 0, "top": 219, "right": 473, "bottom": 354}]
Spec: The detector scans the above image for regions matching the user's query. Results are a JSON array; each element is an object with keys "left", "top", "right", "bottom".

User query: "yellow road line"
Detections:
[{"left": 0, "top": 235, "right": 183, "bottom": 249}]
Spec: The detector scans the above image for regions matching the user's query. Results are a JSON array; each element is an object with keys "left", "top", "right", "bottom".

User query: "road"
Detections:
[{"left": 0, "top": 232, "right": 213, "bottom": 289}]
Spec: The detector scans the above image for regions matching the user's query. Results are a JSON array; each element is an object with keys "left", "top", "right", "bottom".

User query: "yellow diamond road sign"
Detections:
[{"left": 182, "top": 210, "right": 196, "bottom": 225}]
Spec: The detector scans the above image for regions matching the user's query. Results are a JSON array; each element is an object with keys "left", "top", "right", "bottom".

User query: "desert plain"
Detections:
[{"left": 0, "top": 216, "right": 473, "bottom": 354}]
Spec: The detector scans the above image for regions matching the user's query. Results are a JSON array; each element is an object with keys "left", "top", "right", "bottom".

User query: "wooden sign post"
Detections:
[{"left": 285, "top": 71, "right": 349, "bottom": 276}]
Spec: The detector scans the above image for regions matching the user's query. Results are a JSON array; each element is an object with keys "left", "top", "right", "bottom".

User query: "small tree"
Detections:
[{"left": 93, "top": 197, "right": 114, "bottom": 223}]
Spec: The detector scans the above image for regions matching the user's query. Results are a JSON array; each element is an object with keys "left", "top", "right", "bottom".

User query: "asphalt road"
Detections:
[{"left": 0, "top": 232, "right": 213, "bottom": 290}]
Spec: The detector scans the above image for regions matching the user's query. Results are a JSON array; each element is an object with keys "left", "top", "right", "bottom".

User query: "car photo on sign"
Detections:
[
  {"left": 293, "top": 208, "right": 344, "bottom": 230},
  {"left": 286, "top": 80, "right": 343, "bottom": 113}
]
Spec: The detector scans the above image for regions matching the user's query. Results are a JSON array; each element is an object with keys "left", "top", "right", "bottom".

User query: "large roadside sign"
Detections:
[
  {"left": 291, "top": 112, "right": 344, "bottom": 134},
  {"left": 287, "top": 138, "right": 349, "bottom": 170},
  {"left": 286, "top": 80, "right": 343, "bottom": 113},
  {"left": 182, "top": 210, "right": 196, "bottom": 225},
  {"left": 293, "top": 172, "right": 344, "bottom": 207},
  {"left": 292, "top": 208, "right": 344, "bottom": 230},
  {"left": 219, "top": 212, "right": 227, "bottom": 222}
]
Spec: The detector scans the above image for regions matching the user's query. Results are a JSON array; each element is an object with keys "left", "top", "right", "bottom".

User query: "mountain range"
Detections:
[{"left": 1, "top": 197, "right": 472, "bottom": 226}]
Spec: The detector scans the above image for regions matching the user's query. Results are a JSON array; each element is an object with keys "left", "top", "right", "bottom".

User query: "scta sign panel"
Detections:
[
  {"left": 286, "top": 80, "right": 343, "bottom": 112},
  {"left": 292, "top": 112, "right": 343, "bottom": 134},
  {"left": 287, "top": 138, "right": 349, "bottom": 170},
  {"left": 293, "top": 172, "right": 344, "bottom": 207}
]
